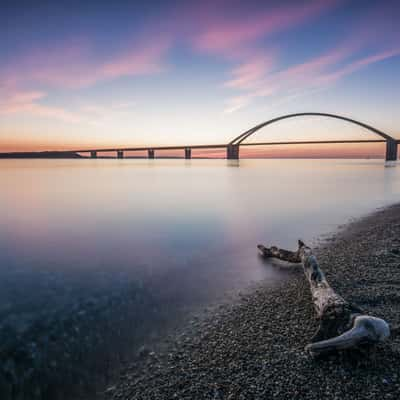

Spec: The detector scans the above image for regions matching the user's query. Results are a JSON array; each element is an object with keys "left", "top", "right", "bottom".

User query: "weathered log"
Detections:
[
  {"left": 257, "top": 244, "right": 301, "bottom": 263},
  {"left": 258, "top": 240, "right": 390, "bottom": 356}
]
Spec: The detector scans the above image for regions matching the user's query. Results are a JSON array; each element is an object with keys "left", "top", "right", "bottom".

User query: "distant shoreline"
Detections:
[
  {"left": 0, "top": 152, "right": 385, "bottom": 160},
  {"left": 0, "top": 151, "right": 85, "bottom": 159}
]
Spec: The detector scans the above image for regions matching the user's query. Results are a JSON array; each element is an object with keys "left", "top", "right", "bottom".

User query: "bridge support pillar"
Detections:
[
  {"left": 90, "top": 151, "right": 97, "bottom": 159},
  {"left": 227, "top": 144, "right": 239, "bottom": 160},
  {"left": 148, "top": 149, "right": 155, "bottom": 159},
  {"left": 185, "top": 147, "right": 191, "bottom": 159},
  {"left": 117, "top": 150, "right": 124, "bottom": 159},
  {"left": 386, "top": 139, "right": 398, "bottom": 161}
]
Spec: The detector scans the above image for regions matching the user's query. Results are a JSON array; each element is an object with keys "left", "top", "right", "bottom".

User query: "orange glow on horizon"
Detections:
[{"left": 0, "top": 140, "right": 389, "bottom": 159}]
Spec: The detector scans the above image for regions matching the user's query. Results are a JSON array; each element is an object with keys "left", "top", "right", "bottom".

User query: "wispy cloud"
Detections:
[
  {"left": 1, "top": 0, "right": 399, "bottom": 125},
  {"left": 0, "top": 90, "right": 46, "bottom": 110},
  {"left": 0, "top": 36, "right": 171, "bottom": 91},
  {"left": 192, "top": 0, "right": 338, "bottom": 58},
  {"left": 188, "top": 0, "right": 400, "bottom": 114},
  {"left": 222, "top": 41, "right": 400, "bottom": 113},
  {"left": 0, "top": 90, "right": 84, "bottom": 123},
  {"left": 186, "top": 0, "right": 345, "bottom": 113},
  {"left": 224, "top": 54, "right": 276, "bottom": 90},
  {"left": 96, "top": 40, "right": 170, "bottom": 82},
  {"left": 0, "top": 36, "right": 169, "bottom": 122},
  {"left": 0, "top": 88, "right": 139, "bottom": 125},
  {"left": 315, "top": 48, "right": 400, "bottom": 86},
  {"left": 0, "top": 0, "right": 341, "bottom": 120},
  {"left": 223, "top": 96, "right": 252, "bottom": 114}
]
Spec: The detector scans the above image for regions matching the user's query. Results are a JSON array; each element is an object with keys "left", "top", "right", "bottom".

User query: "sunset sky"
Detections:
[{"left": 0, "top": 0, "right": 399, "bottom": 157}]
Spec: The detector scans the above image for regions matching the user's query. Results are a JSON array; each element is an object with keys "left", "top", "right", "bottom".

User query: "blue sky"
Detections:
[{"left": 0, "top": 0, "right": 399, "bottom": 153}]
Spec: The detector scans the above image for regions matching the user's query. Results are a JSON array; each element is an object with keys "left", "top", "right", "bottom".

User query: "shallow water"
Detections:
[{"left": 0, "top": 159, "right": 399, "bottom": 398}]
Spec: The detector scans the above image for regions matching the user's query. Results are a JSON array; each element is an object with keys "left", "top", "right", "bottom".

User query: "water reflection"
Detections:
[{"left": 0, "top": 159, "right": 399, "bottom": 399}]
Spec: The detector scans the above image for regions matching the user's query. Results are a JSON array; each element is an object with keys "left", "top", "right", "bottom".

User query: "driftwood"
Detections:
[{"left": 258, "top": 240, "right": 390, "bottom": 356}]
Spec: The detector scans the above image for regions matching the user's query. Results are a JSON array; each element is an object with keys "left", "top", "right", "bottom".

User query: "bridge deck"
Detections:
[{"left": 72, "top": 139, "right": 387, "bottom": 154}]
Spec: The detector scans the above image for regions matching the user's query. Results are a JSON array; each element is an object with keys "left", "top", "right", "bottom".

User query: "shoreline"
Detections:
[{"left": 108, "top": 204, "right": 400, "bottom": 400}]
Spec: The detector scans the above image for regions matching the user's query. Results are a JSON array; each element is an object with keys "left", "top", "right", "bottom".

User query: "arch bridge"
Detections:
[
  {"left": 226, "top": 113, "right": 398, "bottom": 161},
  {"left": 21, "top": 113, "right": 397, "bottom": 161}
]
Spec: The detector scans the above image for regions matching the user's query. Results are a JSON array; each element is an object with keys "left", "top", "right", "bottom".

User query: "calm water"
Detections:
[{"left": 0, "top": 158, "right": 399, "bottom": 398}]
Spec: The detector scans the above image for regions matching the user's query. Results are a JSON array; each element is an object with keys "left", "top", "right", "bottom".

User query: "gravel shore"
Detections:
[{"left": 108, "top": 204, "right": 400, "bottom": 400}]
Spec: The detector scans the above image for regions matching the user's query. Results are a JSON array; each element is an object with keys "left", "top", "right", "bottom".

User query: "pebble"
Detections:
[{"left": 107, "top": 204, "right": 400, "bottom": 400}]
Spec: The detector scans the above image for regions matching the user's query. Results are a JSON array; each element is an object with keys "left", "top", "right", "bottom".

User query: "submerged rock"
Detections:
[{"left": 0, "top": 280, "right": 160, "bottom": 400}]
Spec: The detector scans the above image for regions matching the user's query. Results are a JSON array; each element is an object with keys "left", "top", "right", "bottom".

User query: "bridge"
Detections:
[{"left": 61, "top": 113, "right": 400, "bottom": 161}]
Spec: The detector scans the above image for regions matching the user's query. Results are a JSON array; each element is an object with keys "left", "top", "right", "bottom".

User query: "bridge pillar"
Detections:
[
  {"left": 148, "top": 149, "right": 155, "bottom": 159},
  {"left": 90, "top": 151, "right": 97, "bottom": 159},
  {"left": 185, "top": 147, "right": 191, "bottom": 159},
  {"left": 117, "top": 150, "right": 124, "bottom": 159},
  {"left": 386, "top": 139, "right": 398, "bottom": 161},
  {"left": 226, "top": 144, "right": 239, "bottom": 160}
]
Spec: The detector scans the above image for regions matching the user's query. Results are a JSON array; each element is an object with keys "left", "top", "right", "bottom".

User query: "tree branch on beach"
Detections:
[{"left": 257, "top": 240, "right": 390, "bottom": 356}]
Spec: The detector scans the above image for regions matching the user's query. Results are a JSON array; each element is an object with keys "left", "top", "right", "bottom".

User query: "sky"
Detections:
[{"left": 0, "top": 0, "right": 399, "bottom": 157}]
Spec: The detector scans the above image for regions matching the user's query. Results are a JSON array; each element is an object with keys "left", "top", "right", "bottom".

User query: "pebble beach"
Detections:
[{"left": 108, "top": 204, "right": 400, "bottom": 400}]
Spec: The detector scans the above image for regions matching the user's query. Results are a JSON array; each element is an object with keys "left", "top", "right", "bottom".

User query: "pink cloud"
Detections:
[
  {"left": 0, "top": 90, "right": 45, "bottom": 114},
  {"left": 18, "top": 103, "right": 83, "bottom": 124},
  {"left": 2, "top": 90, "right": 46, "bottom": 107},
  {"left": 0, "top": 86, "right": 139, "bottom": 124},
  {"left": 218, "top": 0, "right": 400, "bottom": 113},
  {"left": 222, "top": 37, "right": 400, "bottom": 113},
  {"left": 275, "top": 47, "right": 352, "bottom": 83},
  {"left": 0, "top": 89, "right": 83, "bottom": 123},
  {"left": 0, "top": 36, "right": 171, "bottom": 91},
  {"left": 0, "top": 35, "right": 172, "bottom": 122},
  {"left": 189, "top": 0, "right": 342, "bottom": 113},
  {"left": 316, "top": 48, "right": 400, "bottom": 85},
  {"left": 220, "top": 32, "right": 351, "bottom": 110},
  {"left": 193, "top": 0, "right": 338, "bottom": 57},
  {"left": 0, "top": 86, "right": 90, "bottom": 125},
  {"left": 269, "top": 46, "right": 400, "bottom": 93},
  {"left": 100, "top": 41, "right": 168, "bottom": 79},
  {"left": 224, "top": 54, "right": 275, "bottom": 90},
  {"left": 223, "top": 95, "right": 252, "bottom": 114}
]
